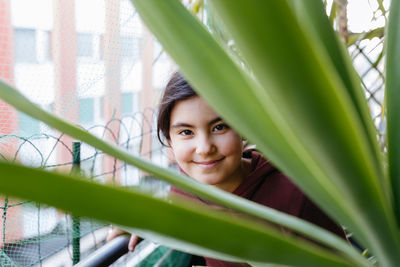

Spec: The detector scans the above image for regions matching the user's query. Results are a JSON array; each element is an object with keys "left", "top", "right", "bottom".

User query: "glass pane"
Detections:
[
  {"left": 79, "top": 98, "right": 94, "bottom": 124},
  {"left": 14, "top": 28, "right": 37, "bottom": 63},
  {"left": 78, "top": 33, "right": 94, "bottom": 58}
]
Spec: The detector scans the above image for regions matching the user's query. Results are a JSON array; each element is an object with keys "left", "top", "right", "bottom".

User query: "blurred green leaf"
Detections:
[
  {"left": 386, "top": 0, "right": 400, "bottom": 225},
  {"left": 329, "top": 1, "right": 338, "bottom": 26},
  {"left": 130, "top": 0, "right": 400, "bottom": 265},
  {"left": 131, "top": 0, "right": 358, "bottom": 250},
  {"left": 0, "top": 0, "right": 399, "bottom": 266},
  {"left": 292, "top": 1, "right": 384, "bottom": 189},
  {"left": 348, "top": 27, "right": 384, "bottom": 46},
  {"left": 0, "top": 162, "right": 356, "bottom": 267},
  {"left": 0, "top": 77, "right": 366, "bottom": 265},
  {"left": 206, "top": 3, "right": 400, "bottom": 265}
]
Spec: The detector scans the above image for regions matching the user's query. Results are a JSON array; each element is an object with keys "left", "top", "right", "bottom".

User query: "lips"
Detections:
[{"left": 193, "top": 157, "right": 224, "bottom": 169}]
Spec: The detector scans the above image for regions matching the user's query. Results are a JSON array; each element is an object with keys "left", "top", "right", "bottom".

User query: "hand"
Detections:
[
  {"left": 127, "top": 234, "right": 141, "bottom": 252},
  {"left": 106, "top": 226, "right": 141, "bottom": 252},
  {"left": 106, "top": 227, "right": 126, "bottom": 242}
]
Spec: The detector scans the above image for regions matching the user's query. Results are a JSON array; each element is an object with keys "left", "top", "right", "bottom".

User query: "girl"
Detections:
[{"left": 108, "top": 72, "right": 346, "bottom": 267}]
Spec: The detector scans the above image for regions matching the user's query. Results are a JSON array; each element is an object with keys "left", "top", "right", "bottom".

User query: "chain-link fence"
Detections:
[
  {"left": 344, "top": 0, "right": 387, "bottom": 148},
  {"left": 351, "top": 36, "right": 386, "bottom": 141}
]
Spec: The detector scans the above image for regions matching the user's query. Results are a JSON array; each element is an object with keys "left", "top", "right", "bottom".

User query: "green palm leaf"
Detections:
[
  {"left": 206, "top": 2, "right": 400, "bottom": 265},
  {"left": 131, "top": 0, "right": 349, "bottom": 237},
  {"left": 0, "top": 0, "right": 398, "bottom": 265},
  {"left": 130, "top": 0, "right": 400, "bottom": 265},
  {"left": 0, "top": 162, "right": 357, "bottom": 267},
  {"left": 386, "top": 0, "right": 400, "bottom": 225},
  {"left": 292, "top": 0, "right": 384, "bottom": 189},
  {"left": 0, "top": 78, "right": 367, "bottom": 266}
]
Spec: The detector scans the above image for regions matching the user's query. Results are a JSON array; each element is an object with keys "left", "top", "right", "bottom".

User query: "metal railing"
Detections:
[{"left": 75, "top": 235, "right": 130, "bottom": 267}]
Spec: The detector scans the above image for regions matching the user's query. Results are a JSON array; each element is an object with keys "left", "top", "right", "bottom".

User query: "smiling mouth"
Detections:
[{"left": 193, "top": 158, "right": 224, "bottom": 168}]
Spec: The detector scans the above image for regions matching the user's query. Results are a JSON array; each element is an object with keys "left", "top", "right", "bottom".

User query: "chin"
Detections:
[{"left": 195, "top": 175, "right": 223, "bottom": 186}]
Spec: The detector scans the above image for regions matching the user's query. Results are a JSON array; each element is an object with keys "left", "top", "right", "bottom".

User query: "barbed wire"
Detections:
[{"left": 0, "top": 107, "right": 171, "bottom": 266}]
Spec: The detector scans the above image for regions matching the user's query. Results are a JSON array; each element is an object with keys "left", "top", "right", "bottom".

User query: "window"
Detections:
[
  {"left": 121, "top": 36, "right": 140, "bottom": 61},
  {"left": 122, "top": 92, "right": 133, "bottom": 115},
  {"left": 14, "top": 28, "right": 37, "bottom": 63},
  {"left": 122, "top": 92, "right": 139, "bottom": 115},
  {"left": 77, "top": 33, "right": 94, "bottom": 58},
  {"left": 79, "top": 98, "right": 94, "bottom": 124},
  {"left": 19, "top": 112, "right": 40, "bottom": 137}
]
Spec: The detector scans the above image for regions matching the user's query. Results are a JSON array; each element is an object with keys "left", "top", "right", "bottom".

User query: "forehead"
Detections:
[{"left": 170, "top": 96, "right": 219, "bottom": 125}]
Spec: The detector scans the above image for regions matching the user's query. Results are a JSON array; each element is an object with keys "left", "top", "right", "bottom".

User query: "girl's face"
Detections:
[{"left": 168, "top": 96, "right": 247, "bottom": 192}]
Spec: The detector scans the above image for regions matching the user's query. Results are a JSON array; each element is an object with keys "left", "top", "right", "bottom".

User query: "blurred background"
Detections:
[{"left": 0, "top": 0, "right": 389, "bottom": 266}]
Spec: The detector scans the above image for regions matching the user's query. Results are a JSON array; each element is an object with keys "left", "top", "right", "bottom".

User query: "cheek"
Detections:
[
  {"left": 217, "top": 132, "right": 243, "bottom": 156},
  {"left": 170, "top": 139, "right": 193, "bottom": 164}
]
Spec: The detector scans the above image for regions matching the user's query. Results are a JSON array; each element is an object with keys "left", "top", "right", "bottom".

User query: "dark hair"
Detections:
[{"left": 157, "top": 72, "right": 197, "bottom": 146}]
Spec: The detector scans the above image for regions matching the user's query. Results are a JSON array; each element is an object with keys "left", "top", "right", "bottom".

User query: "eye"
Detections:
[
  {"left": 179, "top": 129, "right": 193, "bottom": 136},
  {"left": 213, "top": 123, "right": 228, "bottom": 132}
]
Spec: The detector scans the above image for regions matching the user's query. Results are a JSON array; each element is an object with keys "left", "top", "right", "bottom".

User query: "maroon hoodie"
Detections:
[{"left": 171, "top": 150, "right": 346, "bottom": 267}]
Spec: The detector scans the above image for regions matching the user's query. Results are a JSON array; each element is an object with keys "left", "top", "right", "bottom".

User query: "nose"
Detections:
[{"left": 195, "top": 134, "right": 215, "bottom": 155}]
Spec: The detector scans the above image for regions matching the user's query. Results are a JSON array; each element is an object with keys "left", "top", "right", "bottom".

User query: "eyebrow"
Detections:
[{"left": 170, "top": 117, "right": 223, "bottom": 129}]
